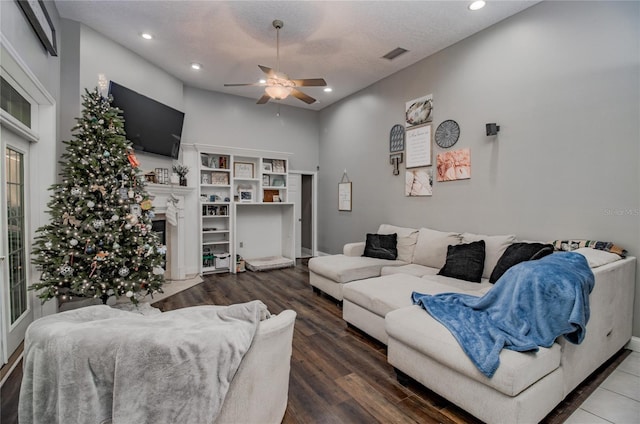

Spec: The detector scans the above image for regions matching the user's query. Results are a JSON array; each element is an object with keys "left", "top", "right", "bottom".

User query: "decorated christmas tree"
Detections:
[{"left": 31, "top": 88, "right": 165, "bottom": 304}]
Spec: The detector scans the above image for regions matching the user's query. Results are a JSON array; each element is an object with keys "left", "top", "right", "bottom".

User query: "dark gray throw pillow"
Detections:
[
  {"left": 438, "top": 240, "right": 486, "bottom": 283},
  {"left": 489, "top": 242, "right": 554, "bottom": 283},
  {"left": 362, "top": 233, "right": 398, "bottom": 260}
]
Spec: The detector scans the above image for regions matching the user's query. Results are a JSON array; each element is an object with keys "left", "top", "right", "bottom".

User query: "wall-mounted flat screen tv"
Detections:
[{"left": 108, "top": 81, "right": 184, "bottom": 160}]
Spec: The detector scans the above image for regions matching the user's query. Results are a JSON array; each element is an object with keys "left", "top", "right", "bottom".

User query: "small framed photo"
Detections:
[
  {"left": 201, "top": 154, "right": 210, "bottom": 167},
  {"left": 272, "top": 159, "right": 286, "bottom": 173},
  {"left": 239, "top": 189, "right": 253, "bottom": 202},
  {"left": 271, "top": 176, "right": 285, "bottom": 187},
  {"left": 234, "top": 162, "right": 254, "bottom": 179},
  {"left": 208, "top": 156, "right": 218, "bottom": 169},
  {"left": 211, "top": 171, "right": 229, "bottom": 185},
  {"left": 262, "top": 175, "right": 270, "bottom": 186},
  {"left": 272, "top": 195, "right": 281, "bottom": 203},
  {"left": 262, "top": 162, "right": 273, "bottom": 172}
]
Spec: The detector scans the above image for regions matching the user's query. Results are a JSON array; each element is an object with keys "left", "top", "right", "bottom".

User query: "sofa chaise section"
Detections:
[{"left": 385, "top": 257, "right": 636, "bottom": 424}]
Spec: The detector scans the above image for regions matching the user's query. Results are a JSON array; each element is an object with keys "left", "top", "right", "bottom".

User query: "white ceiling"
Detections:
[{"left": 54, "top": 0, "right": 538, "bottom": 110}]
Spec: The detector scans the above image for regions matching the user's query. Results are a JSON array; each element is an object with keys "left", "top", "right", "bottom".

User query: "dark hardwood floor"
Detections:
[{"left": 1, "top": 261, "right": 630, "bottom": 423}]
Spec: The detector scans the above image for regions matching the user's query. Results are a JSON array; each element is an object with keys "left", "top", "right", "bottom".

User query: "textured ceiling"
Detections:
[{"left": 54, "top": 0, "right": 538, "bottom": 110}]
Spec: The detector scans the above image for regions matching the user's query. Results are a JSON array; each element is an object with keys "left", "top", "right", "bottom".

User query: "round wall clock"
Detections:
[
  {"left": 435, "top": 120, "right": 460, "bottom": 148},
  {"left": 389, "top": 124, "right": 405, "bottom": 152}
]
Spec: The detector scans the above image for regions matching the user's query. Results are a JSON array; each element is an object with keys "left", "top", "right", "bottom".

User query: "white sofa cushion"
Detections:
[
  {"left": 381, "top": 264, "right": 438, "bottom": 278},
  {"left": 573, "top": 247, "right": 622, "bottom": 268},
  {"left": 385, "top": 306, "right": 562, "bottom": 397},
  {"left": 421, "top": 273, "right": 493, "bottom": 295},
  {"left": 462, "top": 232, "right": 516, "bottom": 279},
  {"left": 343, "top": 273, "right": 490, "bottom": 319},
  {"left": 343, "top": 274, "right": 457, "bottom": 318},
  {"left": 412, "top": 228, "right": 462, "bottom": 269},
  {"left": 308, "top": 254, "right": 405, "bottom": 284},
  {"left": 377, "top": 224, "right": 418, "bottom": 263}
]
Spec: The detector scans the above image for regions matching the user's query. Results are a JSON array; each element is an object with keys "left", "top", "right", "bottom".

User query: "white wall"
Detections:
[
  {"left": 182, "top": 86, "right": 319, "bottom": 172},
  {"left": 318, "top": 1, "right": 640, "bottom": 335}
]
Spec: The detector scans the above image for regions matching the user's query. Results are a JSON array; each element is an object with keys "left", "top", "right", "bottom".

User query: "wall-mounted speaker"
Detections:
[{"left": 486, "top": 123, "right": 500, "bottom": 136}]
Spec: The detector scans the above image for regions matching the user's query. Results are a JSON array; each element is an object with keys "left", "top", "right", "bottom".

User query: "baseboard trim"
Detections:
[
  {"left": 0, "top": 351, "right": 23, "bottom": 388},
  {"left": 625, "top": 336, "right": 640, "bottom": 352}
]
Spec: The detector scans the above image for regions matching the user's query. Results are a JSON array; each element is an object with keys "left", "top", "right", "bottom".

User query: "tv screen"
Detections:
[{"left": 108, "top": 81, "right": 184, "bottom": 160}]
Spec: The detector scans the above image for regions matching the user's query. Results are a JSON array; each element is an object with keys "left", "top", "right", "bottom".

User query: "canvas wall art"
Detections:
[
  {"left": 405, "top": 168, "right": 433, "bottom": 196},
  {"left": 436, "top": 148, "right": 471, "bottom": 182},
  {"left": 405, "top": 94, "right": 433, "bottom": 128}
]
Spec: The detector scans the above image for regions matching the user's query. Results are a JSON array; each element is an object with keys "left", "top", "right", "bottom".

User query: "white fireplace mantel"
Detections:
[{"left": 146, "top": 184, "right": 195, "bottom": 280}]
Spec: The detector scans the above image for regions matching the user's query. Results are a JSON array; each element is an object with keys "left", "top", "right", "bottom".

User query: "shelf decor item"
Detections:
[
  {"left": 211, "top": 171, "right": 229, "bottom": 185},
  {"left": 271, "top": 176, "right": 285, "bottom": 187},
  {"left": 263, "top": 162, "right": 273, "bottom": 172},
  {"left": 272, "top": 160, "right": 286, "bottom": 173},
  {"left": 239, "top": 189, "right": 254, "bottom": 202},
  {"left": 263, "top": 175, "right": 270, "bottom": 186},
  {"left": 234, "top": 162, "right": 254, "bottom": 179}
]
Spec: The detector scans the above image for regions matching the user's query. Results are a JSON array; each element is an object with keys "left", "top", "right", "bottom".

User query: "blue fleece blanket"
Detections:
[{"left": 412, "top": 252, "right": 594, "bottom": 378}]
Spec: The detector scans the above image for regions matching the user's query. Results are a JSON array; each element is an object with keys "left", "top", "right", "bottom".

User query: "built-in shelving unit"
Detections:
[{"left": 197, "top": 147, "right": 293, "bottom": 274}]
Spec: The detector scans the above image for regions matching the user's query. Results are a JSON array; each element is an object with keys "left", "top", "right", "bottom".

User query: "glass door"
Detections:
[{"left": 1, "top": 129, "right": 31, "bottom": 364}]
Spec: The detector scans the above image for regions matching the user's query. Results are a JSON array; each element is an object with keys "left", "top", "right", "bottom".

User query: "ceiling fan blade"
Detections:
[
  {"left": 224, "top": 83, "right": 262, "bottom": 87},
  {"left": 291, "top": 78, "right": 327, "bottom": 87},
  {"left": 258, "top": 65, "right": 274, "bottom": 76},
  {"left": 291, "top": 88, "right": 316, "bottom": 104},
  {"left": 256, "top": 94, "right": 271, "bottom": 104}
]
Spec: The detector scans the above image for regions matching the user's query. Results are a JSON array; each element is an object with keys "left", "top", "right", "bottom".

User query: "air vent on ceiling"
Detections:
[{"left": 382, "top": 47, "right": 409, "bottom": 61}]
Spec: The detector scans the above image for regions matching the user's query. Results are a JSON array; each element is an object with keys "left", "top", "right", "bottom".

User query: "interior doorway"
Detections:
[{"left": 289, "top": 171, "right": 317, "bottom": 259}]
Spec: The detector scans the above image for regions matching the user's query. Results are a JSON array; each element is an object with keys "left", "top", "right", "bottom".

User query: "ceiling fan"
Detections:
[{"left": 224, "top": 20, "right": 327, "bottom": 105}]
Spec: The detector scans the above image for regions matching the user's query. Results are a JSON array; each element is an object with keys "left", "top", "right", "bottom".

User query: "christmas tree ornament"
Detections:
[
  {"left": 127, "top": 150, "right": 140, "bottom": 168},
  {"left": 134, "top": 194, "right": 143, "bottom": 202},
  {"left": 126, "top": 290, "right": 134, "bottom": 298},
  {"left": 45, "top": 241, "right": 53, "bottom": 249},
  {"left": 124, "top": 224, "right": 132, "bottom": 230},
  {"left": 113, "top": 242, "right": 121, "bottom": 249},
  {"left": 128, "top": 189, "right": 134, "bottom": 199},
  {"left": 71, "top": 187, "right": 82, "bottom": 196},
  {"left": 60, "top": 265, "right": 73, "bottom": 276},
  {"left": 93, "top": 219, "right": 105, "bottom": 229},
  {"left": 87, "top": 201, "right": 95, "bottom": 208},
  {"left": 118, "top": 267, "right": 130, "bottom": 277},
  {"left": 140, "top": 199, "right": 153, "bottom": 210},
  {"left": 69, "top": 239, "right": 79, "bottom": 247},
  {"left": 153, "top": 266, "right": 165, "bottom": 275},
  {"left": 119, "top": 187, "right": 128, "bottom": 200},
  {"left": 95, "top": 251, "right": 109, "bottom": 261},
  {"left": 111, "top": 214, "right": 119, "bottom": 222}
]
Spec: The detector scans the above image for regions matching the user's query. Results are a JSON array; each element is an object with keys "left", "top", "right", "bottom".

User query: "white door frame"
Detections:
[
  {"left": 1, "top": 35, "right": 57, "bottom": 364},
  {"left": 1, "top": 131, "right": 32, "bottom": 362},
  {"left": 289, "top": 170, "right": 318, "bottom": 257}
]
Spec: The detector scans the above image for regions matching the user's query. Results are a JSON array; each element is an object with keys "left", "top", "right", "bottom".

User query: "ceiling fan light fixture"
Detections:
[{"left": 265, "top": 85, "right": 293, "bottom": 100}]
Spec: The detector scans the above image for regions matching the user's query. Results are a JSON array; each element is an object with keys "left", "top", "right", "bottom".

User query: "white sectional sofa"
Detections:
[{"left": 308, "top": 224, "right": 636, "bottom": 423}]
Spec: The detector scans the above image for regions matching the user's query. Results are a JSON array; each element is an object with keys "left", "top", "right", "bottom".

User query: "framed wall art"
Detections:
[
  {"left": 234, "top": 162, "right": 254, "bottom": 179},
  {"left": 17, "top": 0, "right": 58, "bottom": 56},
  {"left": 338, "top": 182, "right": 352, "bottom": 211},
  {"left": 406, "top": 124, "right": 432, "bottom": 168}
]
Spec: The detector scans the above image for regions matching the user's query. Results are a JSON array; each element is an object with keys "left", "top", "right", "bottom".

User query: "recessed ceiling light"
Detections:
[
  {"left": 191, "top": 63, "right": 201, "bottom": 70},
  {"left": 323, "top": 87, "right": 333, "bottom": 93},
  {"left": 469, "top": 1, "right": 486, "bottom": 11},
  {"left": 141, "top": 33, "right": 153, "bottom": 40},
  {"left": 259, "top": 79, "right": 267, "bottom": 84}
]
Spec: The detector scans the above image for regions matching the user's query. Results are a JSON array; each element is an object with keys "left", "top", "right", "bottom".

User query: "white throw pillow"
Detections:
[
  {"left": 412, "top": 228, "right": 462, "bottom": 269},
  {"left": 378, "top": 224, "right": 418, "bottom": 263},
  {"left": 462, "top": 233, "right": 516, "bottom": 279},
  {"left": 573, "top": 247, "right": 622, "bottom": 268}
]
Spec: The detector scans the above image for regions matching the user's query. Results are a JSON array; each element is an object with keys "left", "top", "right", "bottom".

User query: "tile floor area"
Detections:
[{"left": 566, "top": 351, "right": 640, "bottom": 423}]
